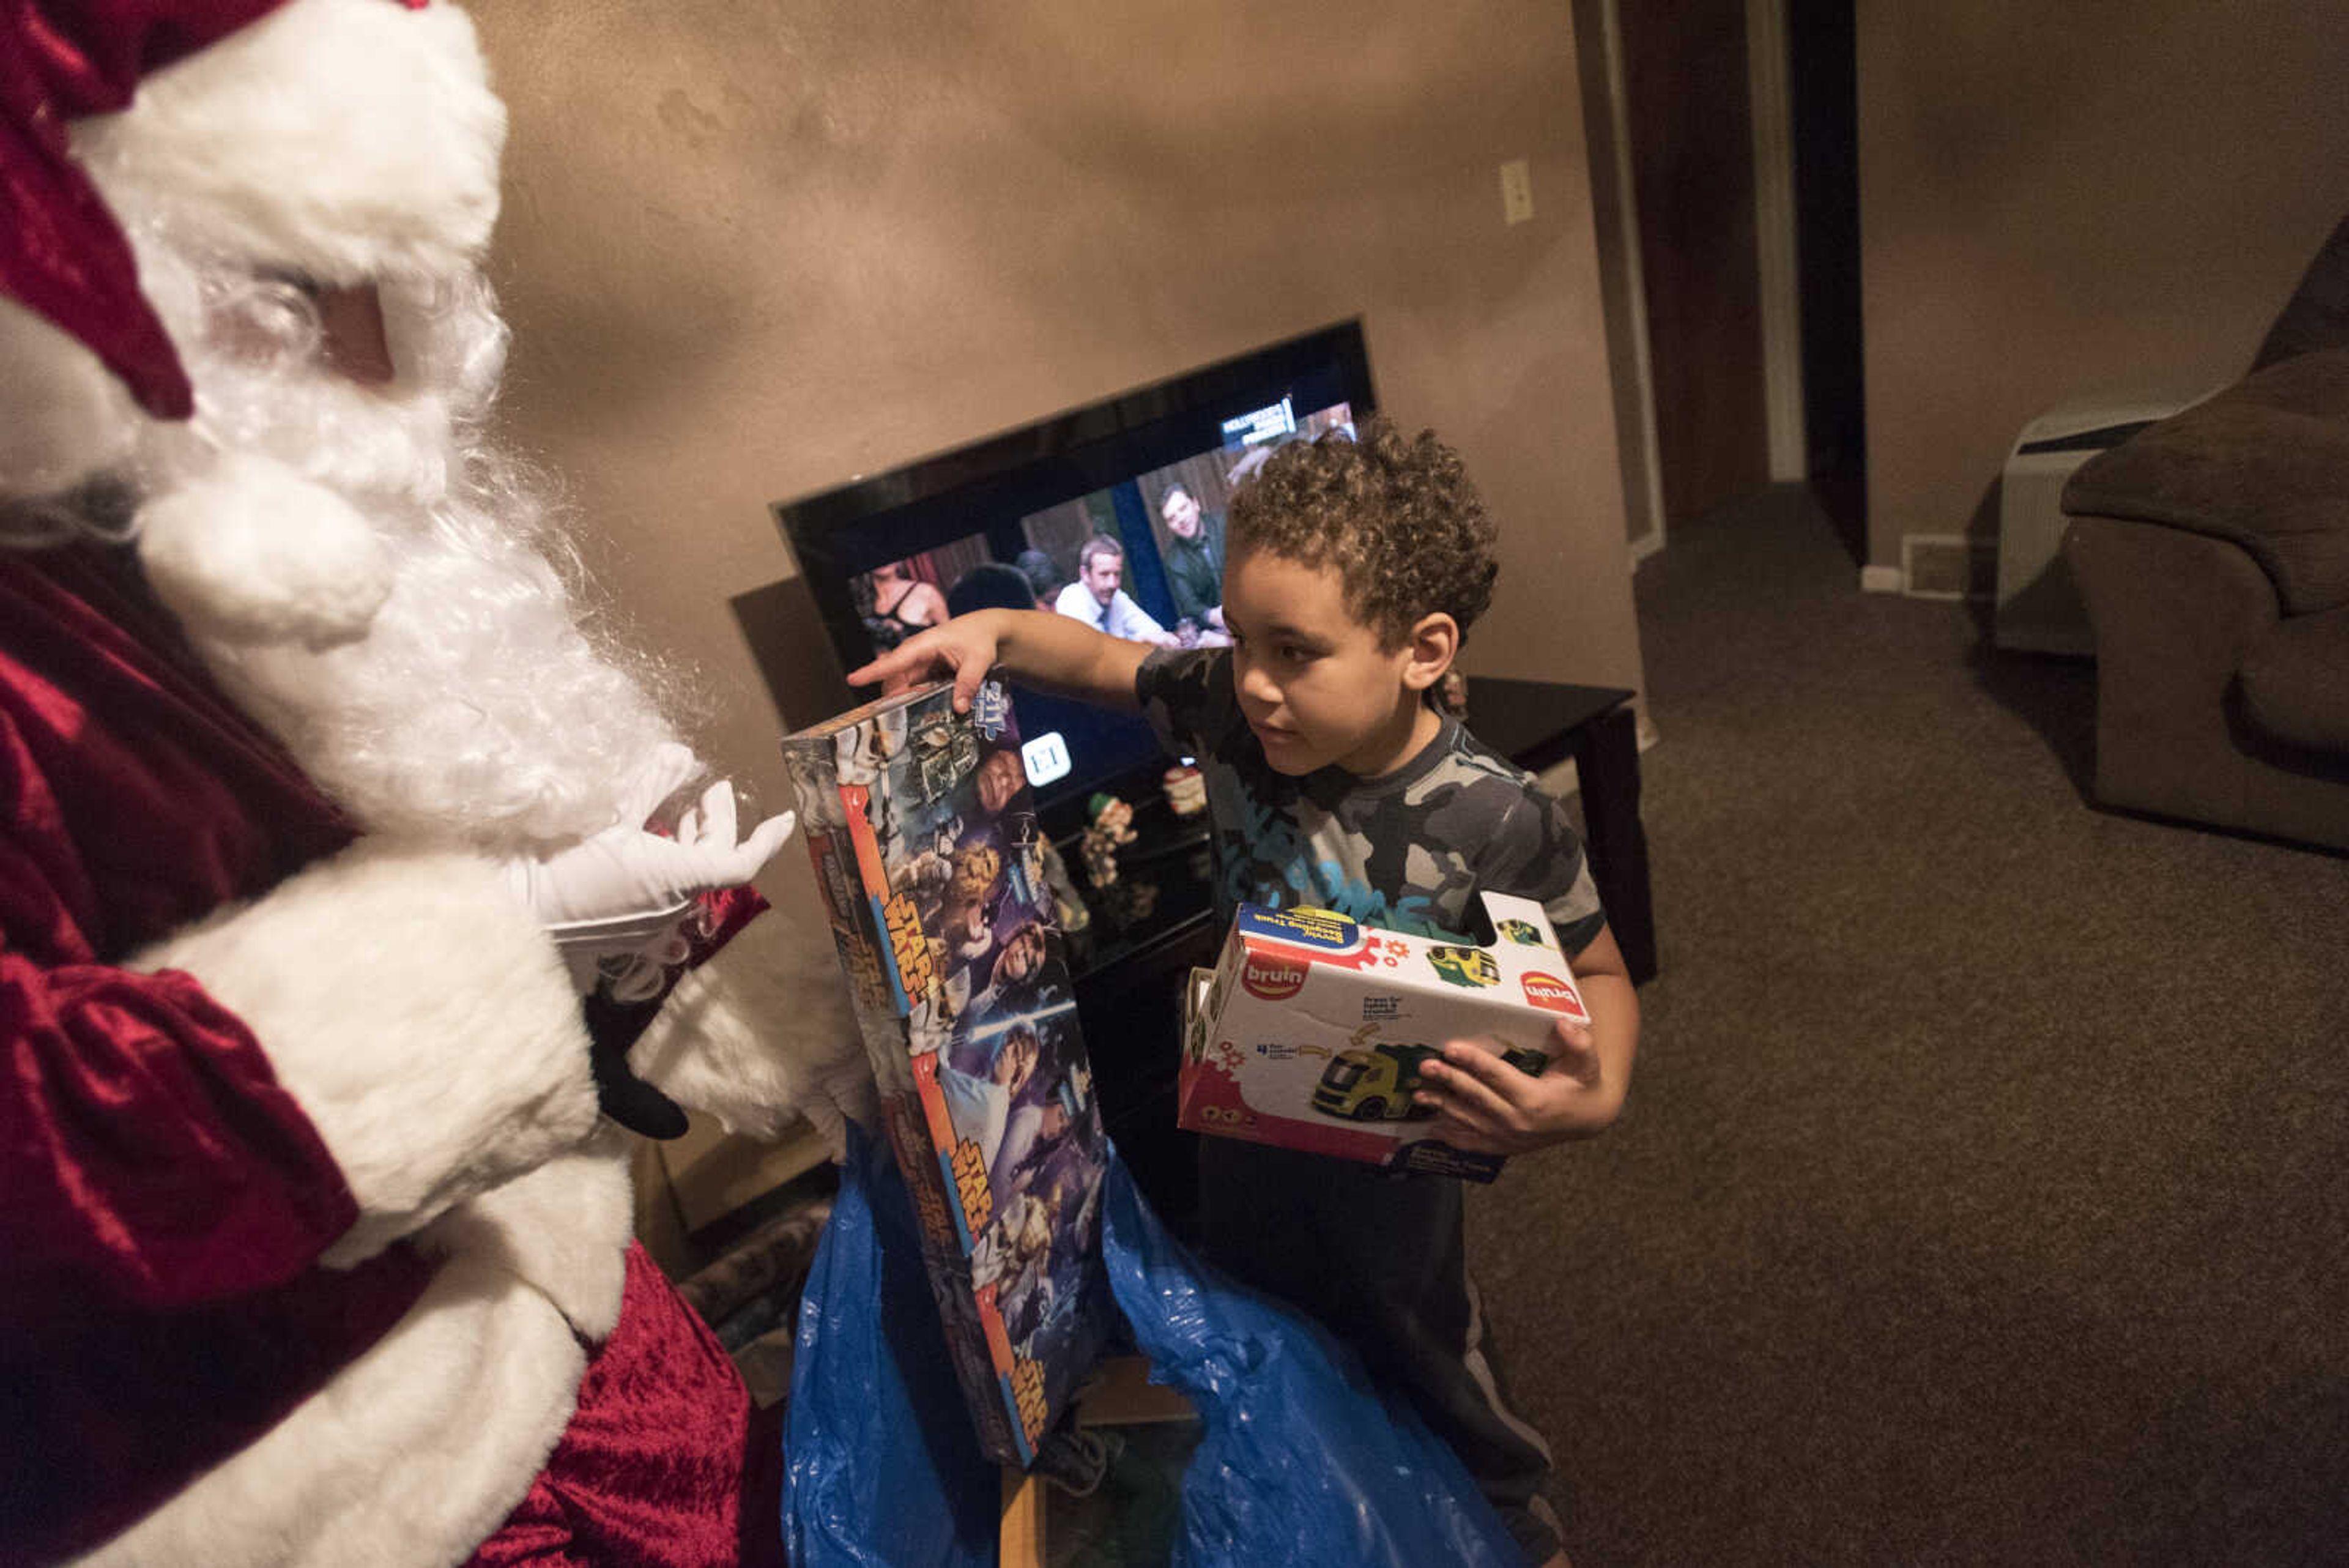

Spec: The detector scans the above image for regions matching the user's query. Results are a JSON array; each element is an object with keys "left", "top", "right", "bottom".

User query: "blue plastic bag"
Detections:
[
  {"left": 783, "top": 1124, "right": 998, "bottom": 1567},
  {"left": 784, "top": 1126, "right": 1523, "bottom": 1567}
]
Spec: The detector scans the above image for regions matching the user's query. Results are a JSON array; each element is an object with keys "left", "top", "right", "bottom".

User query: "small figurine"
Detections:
[
  {"left": 1038, "top": 838, "right": 1091, "bottom": 934},
  {"left": 1162, "top": 760, "right": 1208, "bottom": 818},
  {"left": 1079, "top": 792, "right": 1138, "bottom": 888}
]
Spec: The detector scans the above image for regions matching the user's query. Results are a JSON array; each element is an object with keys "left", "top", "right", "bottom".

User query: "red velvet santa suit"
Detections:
[
  {"left": 1, "top": 546, "right": 784, "bottom": 1567},
  {"left": 0, "top": 4, "right": 859, "bottom": 1562}
]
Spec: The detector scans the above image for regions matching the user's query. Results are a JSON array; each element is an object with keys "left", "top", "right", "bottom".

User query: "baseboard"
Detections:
[{"left": 1859, "top": 564, "right": 1903, "bottom": 594}]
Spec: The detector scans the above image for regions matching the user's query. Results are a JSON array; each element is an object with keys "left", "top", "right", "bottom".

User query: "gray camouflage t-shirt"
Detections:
[{"left": 1136, "top": 647, "right": 1607, "bottom": 954}]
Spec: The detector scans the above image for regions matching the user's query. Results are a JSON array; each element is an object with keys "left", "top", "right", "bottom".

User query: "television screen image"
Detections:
[
  {"left": 774, "top": 322, "right": 1376, "bottom": 822},
  {"left": 1116, "top": 399, "right": 1357, "bottom": 640}
]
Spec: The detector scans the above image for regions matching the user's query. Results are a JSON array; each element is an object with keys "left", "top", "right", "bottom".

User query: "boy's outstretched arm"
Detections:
[
  {"left": 1415, "top": 922, "right": 1641, "bottom": 1156},
  {"left": 845, "top": 608, "right": 1152, "bottom": 715}
]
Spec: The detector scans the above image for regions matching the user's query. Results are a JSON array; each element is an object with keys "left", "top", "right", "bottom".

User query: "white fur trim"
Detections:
[
  {"left": 631, "top": 902, "right": 874, "bottom": 1157},
  {"left": 73, "top": 1159, "right": 633, "bottom": 1568},
  {"left": 131, "top": 842, "right": 600, "bottom": 1266},
  {"left": 0, "top": 297, "right": 138, "bottom": 498},
  {"left": 136, "top": 453, "right": 394, "bottom": 648},
  {"left": 418, "top": 1128, "right": 635, "bottom": 1339},
  {"left": 70, "top": 0, "right": 505, "bottom": 288}
]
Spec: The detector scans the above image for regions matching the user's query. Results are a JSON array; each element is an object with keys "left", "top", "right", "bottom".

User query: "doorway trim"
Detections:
[
  {"left": 1590, "top": 0, "right": 1804, "bottom": 559},
  {"left": 1592, "top": 0, "right": 1669, "bottom": 563},
  {"left": 1748, "top": 0, "right": 1807, "bottom": 483}
]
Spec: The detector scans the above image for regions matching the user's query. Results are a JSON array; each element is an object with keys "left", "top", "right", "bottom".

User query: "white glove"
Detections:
[{"left": 505, "top": 743, "right": 797, "bottom": 960}]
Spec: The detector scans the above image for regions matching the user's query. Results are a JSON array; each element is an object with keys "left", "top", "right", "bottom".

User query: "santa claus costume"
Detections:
[{"left": 1, "top": 2, "right": 864, "bottom": 1563}]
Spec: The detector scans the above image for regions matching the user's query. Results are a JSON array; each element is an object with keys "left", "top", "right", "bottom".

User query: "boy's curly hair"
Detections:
[{"left": 1227, "top": 418, "right": 1498, "bottom": 648}]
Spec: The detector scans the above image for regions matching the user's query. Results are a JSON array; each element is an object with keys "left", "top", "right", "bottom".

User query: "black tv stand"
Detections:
[{"left": 1059, "top": 678, "right": 1654, "bottom": 1236}]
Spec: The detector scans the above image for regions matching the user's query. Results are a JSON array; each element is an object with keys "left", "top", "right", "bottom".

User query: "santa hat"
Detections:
[{"left": 1, "top": 0, "right": 505, "bottom": 496}]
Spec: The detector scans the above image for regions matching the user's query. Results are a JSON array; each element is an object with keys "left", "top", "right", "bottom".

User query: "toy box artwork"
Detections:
[
  {"left": 781, "top": 678, "right": 1110, "bottom": 1466},
  {"left": 1179, "top": 892, "right": 1590, "bottom": 1182}
]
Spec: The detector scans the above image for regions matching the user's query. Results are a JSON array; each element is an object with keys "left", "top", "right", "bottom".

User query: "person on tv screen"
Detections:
[
  {"left": 1052, "top": 535, "right": 1178, "bottom": 646},
  {"left": 1158, "top": 482, "right": 1227, "bottom": 633},
  {"left": 1014, "top": 548, "right": 1064, "bottom": 610},
  {"left": 861, "top": 557, "right": 949, "bottom": 652}
]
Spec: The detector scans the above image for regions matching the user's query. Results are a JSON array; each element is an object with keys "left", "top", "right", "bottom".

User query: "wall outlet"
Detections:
[{"left": 1499, "top": 158, "right": 1534, "bottom": 225}]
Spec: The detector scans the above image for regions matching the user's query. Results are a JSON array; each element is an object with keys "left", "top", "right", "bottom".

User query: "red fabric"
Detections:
[
  {"left": 697, "top": 881, "right": 768, "bottom": 956},
  {"left": 0, "top": 546, "right": 432, "bottom": 1564},
  {"left": 0, "top": 544, "right": 775, "bottom": 1563},
  {"left": 467, "top": 1242, "right": 782, "bottom": 1568},
  {"left": 0, "top": 0, "right": 291, "bottom": 418}
]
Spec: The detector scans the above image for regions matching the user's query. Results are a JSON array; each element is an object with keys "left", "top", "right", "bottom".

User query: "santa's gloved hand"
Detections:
[
  {"left": 504, "top": 743, "right": 797, "bottom": 957},
  {"left": 504, "top": 744, "right": 795, "bottom": 1141}
]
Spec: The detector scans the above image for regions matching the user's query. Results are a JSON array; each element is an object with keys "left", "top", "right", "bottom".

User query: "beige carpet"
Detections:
[{"left": 1468, "top": 485, "right": 2349, "bottom": 1567}]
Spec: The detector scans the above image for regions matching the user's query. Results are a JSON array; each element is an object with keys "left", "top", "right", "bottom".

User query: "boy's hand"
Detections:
[
  {"left": 1413, "top": 1017, "right": 1623, "bottom": 1156},
  {"left": 845, "top": 611, "right": 1003, "bottom": 713}
]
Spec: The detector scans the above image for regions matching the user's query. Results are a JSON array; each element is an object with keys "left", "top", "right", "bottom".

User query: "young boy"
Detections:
[{"left": 850, "top": 420, "right": 1638, "bottom": 1567}]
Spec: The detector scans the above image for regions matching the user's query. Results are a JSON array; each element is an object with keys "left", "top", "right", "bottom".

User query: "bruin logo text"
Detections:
[
  {"left": 1521, "top": 972, "right": 1590, "bottom": 1020},
  {"left": 1195, "top": 1104, "right": 1256, "bottom": 1127},
  {"left": 1240, "top": 955, "right": 1308, "bottom": 1000}
]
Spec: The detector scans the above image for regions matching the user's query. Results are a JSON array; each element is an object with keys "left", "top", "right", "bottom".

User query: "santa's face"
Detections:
[
  {"left": 311, "top": 283, "right": 398, "bottom": 385},
  {"left": 108, "top": 239, "right": 686, "bottom": 853}
]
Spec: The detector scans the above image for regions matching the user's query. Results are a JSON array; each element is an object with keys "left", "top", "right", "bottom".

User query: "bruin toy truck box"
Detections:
[
  {"left": 781, "top": 677, "right": 1110, "bottom": 1467},
  {"left": 1179, "top": 893, "right": 1591, "bottom": 1182}
]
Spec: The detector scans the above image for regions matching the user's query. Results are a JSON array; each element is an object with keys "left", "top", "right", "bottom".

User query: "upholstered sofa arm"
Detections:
[
  {"left": 2241, "top": 604, "right": 2349, "bottom": 756},
  {"left": 2063, "top": 517, "right": 2277, "bottom": 817},
  {"left": 2062, "top": 348, "right": 2349, "bottom": 617},
  {"left": 2065, "top": 513, "right": 2349, "bottom": 845}
]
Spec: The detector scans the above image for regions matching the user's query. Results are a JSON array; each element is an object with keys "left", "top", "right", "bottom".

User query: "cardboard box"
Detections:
[
  {"left": 1179, "top": 894, "right": 1589, "bottom": 1182},
  {"left": 782, "top": 678, "right": 1110, "bottom": 1466}
]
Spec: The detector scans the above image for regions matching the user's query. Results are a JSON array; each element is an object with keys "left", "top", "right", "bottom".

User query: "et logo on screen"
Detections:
[{"left": 1021, "top": 731, "right": 1072, "bottom": 787}]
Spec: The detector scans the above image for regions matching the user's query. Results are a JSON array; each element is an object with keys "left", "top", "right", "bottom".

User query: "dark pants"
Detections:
[{"left": 1197, "top": 1139, "right": 1562, "bottom": 1564}]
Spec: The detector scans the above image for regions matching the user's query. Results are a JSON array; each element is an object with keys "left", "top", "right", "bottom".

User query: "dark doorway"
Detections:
[
  {"left": 1788, "top": 0, "right": 1866, "bottom": 563},
  {"left": 1619, "top": 0, "right": 1771, "bottom": 530}
]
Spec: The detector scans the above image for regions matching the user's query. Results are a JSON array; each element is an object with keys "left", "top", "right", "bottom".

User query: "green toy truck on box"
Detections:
[{"left": 1178, "top": 892, "right": 1589, "bottom": 1182}]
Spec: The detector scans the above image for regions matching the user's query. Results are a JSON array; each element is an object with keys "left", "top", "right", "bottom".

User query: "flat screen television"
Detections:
[{"left": 773, "top": 320, "right": 1376, "bottom": 823}]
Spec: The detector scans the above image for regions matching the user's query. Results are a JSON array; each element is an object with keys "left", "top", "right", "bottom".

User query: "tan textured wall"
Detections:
[
  {"left": 468, "top": 0, "right": 1639, "bottom": 814},
  {"left": 1858, "top": 2, "right": 2349, "bottom": 566}
]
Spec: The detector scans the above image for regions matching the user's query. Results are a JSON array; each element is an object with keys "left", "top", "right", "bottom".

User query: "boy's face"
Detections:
[{"left": 1221, "top": 545, "right": 1422, "bottom": 776}]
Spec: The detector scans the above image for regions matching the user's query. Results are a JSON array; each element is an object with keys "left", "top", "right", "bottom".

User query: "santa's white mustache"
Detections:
[{"left": 116, "top": 250, "right": 699, "bottom": 854}]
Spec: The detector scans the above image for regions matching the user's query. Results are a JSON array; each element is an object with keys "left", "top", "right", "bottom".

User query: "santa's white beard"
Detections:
[{"left": 121, "top": 252, "right": 692, "bottom": 854}]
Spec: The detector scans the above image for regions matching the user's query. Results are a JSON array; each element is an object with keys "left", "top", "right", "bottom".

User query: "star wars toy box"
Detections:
[
  {"left": 781, "top": 678, "right": 1110, "bottom": 1467},
  {"left": 1179, "top": 893, "right": 1591, "bottom": 1182}
]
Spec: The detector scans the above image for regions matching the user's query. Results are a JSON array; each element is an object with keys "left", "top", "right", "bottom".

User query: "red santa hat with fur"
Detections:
[
  {"left": 3, "top": 0, "right": 500, "bottom": 439},
  {"left": 2, "top": 0, "right": 505, "bottom": 648}
]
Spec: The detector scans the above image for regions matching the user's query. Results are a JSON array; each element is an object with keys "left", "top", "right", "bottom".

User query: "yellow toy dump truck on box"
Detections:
[{"left": 1179, "top": 893, "right": 1590, "bottom": 1181}]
